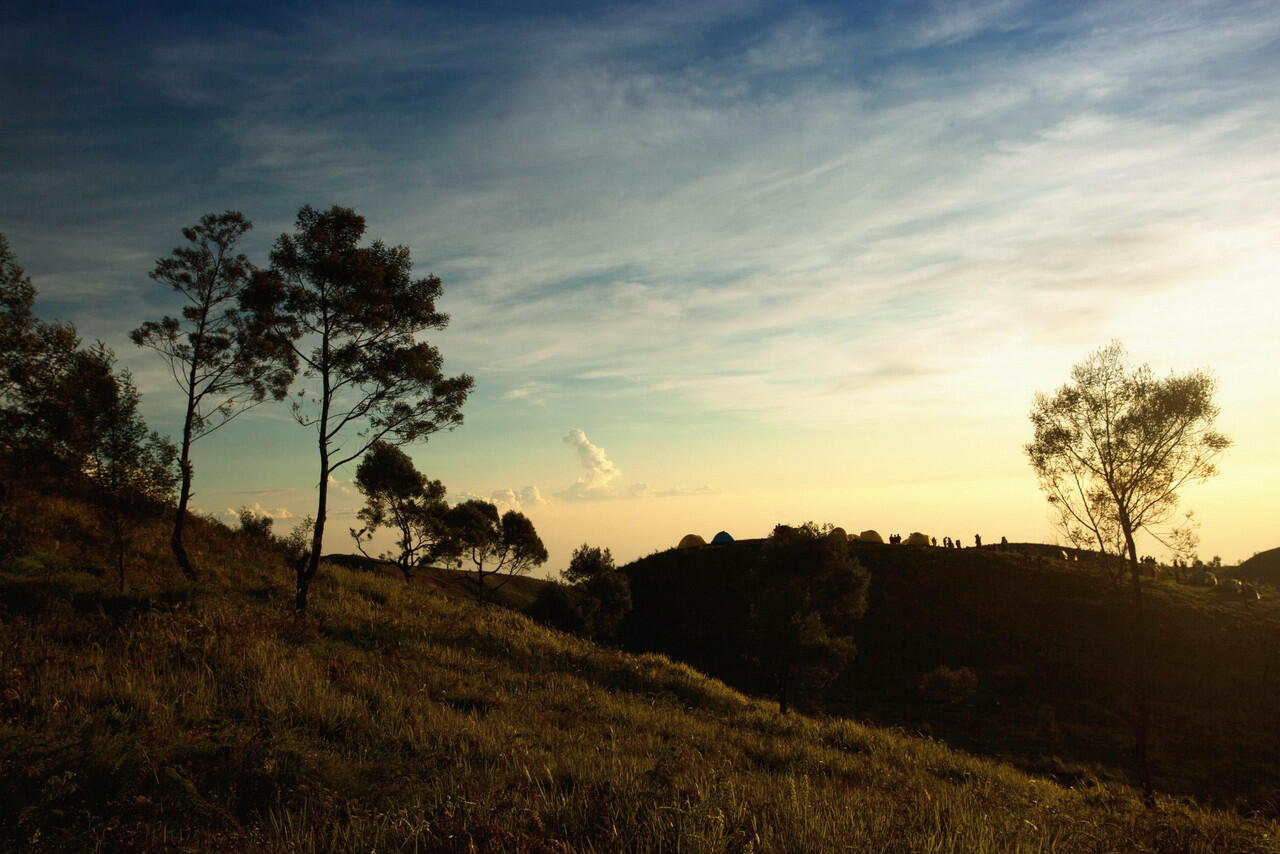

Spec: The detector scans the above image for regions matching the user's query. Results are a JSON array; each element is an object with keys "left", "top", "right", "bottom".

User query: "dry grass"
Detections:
[{"left": 1, "top": 500, "right": 1277, "bottom": 852}]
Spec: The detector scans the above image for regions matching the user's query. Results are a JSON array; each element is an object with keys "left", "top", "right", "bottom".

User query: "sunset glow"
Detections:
[{"left": 4, "top": 0, "right": 1277, "bottom": 570}]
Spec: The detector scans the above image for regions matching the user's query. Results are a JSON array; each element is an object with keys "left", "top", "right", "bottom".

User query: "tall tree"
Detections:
[
  {"left": 439, "top": 500, "right": 547, "bottom": 605},
  {"left": 1026, "top": 341, "right": 1229, "bottom": 805},
  {"left": 350, "top": 440, "right": 449, "bottom": 581},
  {"left": 242, "top": 206, "right": 472, "bottom": 611},
  {"left": 132, "top": 212, "right": 295, "bottom": 579},
  {"left": 69, "top": 345, "right": 179, "bottom": 593},
  {"left": 0, "top": 234, "right": 81, "bottom": 478}
]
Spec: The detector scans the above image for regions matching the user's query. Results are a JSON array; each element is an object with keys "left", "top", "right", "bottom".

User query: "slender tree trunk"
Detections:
[
  {"left": 1123, "top": 523, "right": 1156, "bottom": 807},
  {"left": 171, "top": 453, "right": 196, "bottom": 580},
  {"left": 298, "top": 333, "right": 332, "bottom": 613},
  {"left": 172, "top": 316, "right": 206, "bottom": 581},
  {"left": 299, "top": 455, "right": 328, "bottom": 612},
  {"left": 113, "top": 507, "right": 126, "bottom": 595}
]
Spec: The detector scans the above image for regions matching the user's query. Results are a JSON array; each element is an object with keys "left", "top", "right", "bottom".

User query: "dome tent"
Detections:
[
  {"left": 711, "top": 531, "right": 734, "bottom": 544},
  {"left": 858, "top": 530, "right": 884, "bottom": 544},
  {"left": 677, "top": 534, "right": 707, "bottom": 549}
]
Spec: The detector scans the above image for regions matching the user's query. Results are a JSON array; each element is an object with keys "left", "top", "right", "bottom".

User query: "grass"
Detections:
[
  {"left": 1, "top": 498, "right": 1278, "bottom": 851},
  {"left": 621, "top": 538, "right": 1280, "bottom": 814}
]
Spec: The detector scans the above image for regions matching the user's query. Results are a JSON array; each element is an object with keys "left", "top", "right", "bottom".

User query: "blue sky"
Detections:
[{"left": 3, "top": 0, "right": 1278, "bottom": 568}]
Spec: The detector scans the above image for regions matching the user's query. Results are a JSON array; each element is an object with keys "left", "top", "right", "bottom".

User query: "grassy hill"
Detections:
[
  {"left": 622, "top": 539, "right": 1280, "bottom": 813},
  {"left": 1234, "top": 546, "right": 1280, "bottom": 585},
  {"left": 3, "top": 498, "right": 1278, "bottom": 851}
]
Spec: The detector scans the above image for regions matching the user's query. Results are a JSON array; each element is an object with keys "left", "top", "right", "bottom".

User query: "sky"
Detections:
[{"left": 2, "top": 0, "right": 1277, "bottom": 573}]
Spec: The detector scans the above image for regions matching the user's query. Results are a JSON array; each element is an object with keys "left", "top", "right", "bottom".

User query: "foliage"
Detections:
[
  {"left": 917, "top": 664, "right": 979, "bottom": 706},
  {"left": 1027, "top": 341, "right": 1229, "bottom": 564},
  {"left": 132, "top": 211, "right": 296, "bottom": 579},
  {"left": 240, "top": 205, "right": 473, "bottom": 611},
  {"left": 237, "top": 506, "right": 275, "bottom": 541},
  {"left": 438, "top": 500, "right": 547, "bottom": 604},
  {"left": 1167, "top": 510, "right": 1202, "bottom": 567},
  {"left": 562, "top": 542, "right": 615, "bottom": 583},
  {"left": 349, "top": 441, "right": 448, "bottom": 581},
  {"left": 746, "top": 525, "right": 870, "bottom": 713},
  {"left": 0, "top": 233, "right": 82, "bottom": 491},
  {"left": 532, "top": 543, "right": 632, "bottom": 641},
  {"left": 71, "top": 345, "right": 179, "bottom": 592},
  {"left": 1026, "top": 341, "right": 1229, "bottom": 803}
]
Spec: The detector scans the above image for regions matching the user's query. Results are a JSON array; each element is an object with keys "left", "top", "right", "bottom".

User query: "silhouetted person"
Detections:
[
  {"left": 974, "top": 534, "right": 982, "bottom": 548},
  {"left": 931, "top": 536, "right": 937, "bottom": 547},
  {"left": 943, "top": 536, "right": 952, "bottom": 548},
  {"left": 1000, "top": 536, "right": 1008, "bottom": 549}
]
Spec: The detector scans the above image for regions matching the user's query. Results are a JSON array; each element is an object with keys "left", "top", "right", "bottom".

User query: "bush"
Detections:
[
  {"left": 237, "top": 507, "right": 275, "bottom": 540},
  {"left": 917, "top": 665, "right": 978, "bottom": 706}
]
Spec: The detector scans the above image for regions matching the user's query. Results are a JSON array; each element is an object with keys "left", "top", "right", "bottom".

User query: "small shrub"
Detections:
[{"left": 917, "top": 665, "right": 978, "bottom": 706}]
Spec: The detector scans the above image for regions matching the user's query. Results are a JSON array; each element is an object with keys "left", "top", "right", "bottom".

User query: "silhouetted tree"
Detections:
[
  {"left": 533, "top": 543, "right": 632, "bottom": 641},
  {"left": 69, "top": 345, "right": 178, "bottom": 592},
  {"left": 237, "top": 506, "right": 275, "bottom": 541},
  {"left": 439, "top": 500, "right": 547, "bottom": 605},
  {"left": 132, "top": 212, "right": 295, "bottom": 580},
  {"left": 1027, "top": 341, "right": 1229, "bottom": 805},
  {"left": 0, "top": 233, "right": 81, "bottom": 502},
  {"left": 349, "top": 440, "right": 448, "bottom": 581},
  {"left": 240, "top": 205, "right": 472, "bottom": 611},
  {"left": 747, "top": 524, "right": 869, "bottom": 714}
]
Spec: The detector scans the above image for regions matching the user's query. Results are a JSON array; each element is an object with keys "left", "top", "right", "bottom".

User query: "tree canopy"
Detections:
[
  {"left": 350, "top": 440, "right": 449, "bottom": 581},
  {"left": 241, "top": 205, "right": 473, "bottom": 610},
  {"left": 1027, "top": 341, "right": 1229, "bottom": 563},
  {"left": 440, "top": 500, "right": 547, "bottom": 605},
  {"left": 1026, "top": 341, "right": 1229, "bottom": 806},
  {"left": 132, "top": 211, "right": 295, "bottom": 578}
]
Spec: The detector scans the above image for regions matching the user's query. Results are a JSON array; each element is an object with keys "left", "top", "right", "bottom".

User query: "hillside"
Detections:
[
  {"left": 1235, "top": 546, "right": 1280, "bottom": 585},
  {"left": 3, "top": 499, "right": 1278, "bottom": 851},
  {"left": 623, "top": 539, "right": 1280, "bottom": 812}
]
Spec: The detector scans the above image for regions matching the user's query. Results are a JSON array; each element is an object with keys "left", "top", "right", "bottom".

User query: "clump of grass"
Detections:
[{"left": 1, "top": 501, "right": 1278, "bottom": 852}]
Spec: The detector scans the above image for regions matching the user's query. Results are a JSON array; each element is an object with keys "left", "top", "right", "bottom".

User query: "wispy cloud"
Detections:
[{"left": 3, "top": 0, "right": 1278, "bottom": 436}]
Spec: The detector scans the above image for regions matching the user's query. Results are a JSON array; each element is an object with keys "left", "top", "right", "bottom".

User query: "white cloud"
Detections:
[
  {"left": 557, "top": 429, "right": 621, "bottom": 501},
  {"left": 490, "top": 485, "right": 547, "bottom": 512},
  {"left": 225, "top": 502, "right": 295, "bottom": 521},
  {"left": 558, "top": 430, "right": 716, "bottom": 501}
]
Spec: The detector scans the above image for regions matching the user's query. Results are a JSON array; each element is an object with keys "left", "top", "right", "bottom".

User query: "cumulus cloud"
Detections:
[
  {"left": 225, "top": 502, "right": 295, "bottom": 521},
  {"left": 557, "top": 429, "right": 621, "bottom": 501},
  {"left": 490, "top": 486, "right": 547, "bottom": 512},
  {"left": 558, "top": 430, "right": 715, "bottom": 501}
]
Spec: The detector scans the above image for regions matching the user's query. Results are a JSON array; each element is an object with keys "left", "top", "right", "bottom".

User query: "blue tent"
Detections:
[{"left": 711, "top": 531, "right": 734, "bottom": 544}]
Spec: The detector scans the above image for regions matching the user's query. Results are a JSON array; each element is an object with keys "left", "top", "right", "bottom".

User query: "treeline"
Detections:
[
  {"left": 532, "top": 523, "right": 871, "bottom": 715},
  {"left": 0, "top": 207, "right": 550, "bottom": 611}
]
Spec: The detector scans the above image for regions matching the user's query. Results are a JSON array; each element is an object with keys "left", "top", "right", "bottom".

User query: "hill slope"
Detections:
[
  {"left": 2, "top": 501, "right": 1277, "bottom": 851},
  {"left": 622, "top": 539, "right": 1280, "bottom": 811},
  {"left": 1235, "top": 546, "right": 1280, "bottom": 585}
]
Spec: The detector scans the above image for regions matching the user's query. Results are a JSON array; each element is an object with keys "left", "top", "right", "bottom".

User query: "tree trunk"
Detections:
[
  {"left": 171, "top": 347, "right": 201, "bottom": 580},
  {"left": 113, "top": 508, "right": 126, "bottom": 595},
  {"left": 299, "top": 459, "right": 328, "bottom": 612},
  {"left": 171, "top": 456, "right": 195, "bottom": 580},
  {"left": 1123, "top": 524, "right": 1156, "bottom": 807},
  {"left": 299, "top": 339, "right": 332, "bottom": 614}
]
